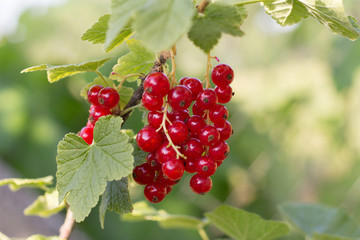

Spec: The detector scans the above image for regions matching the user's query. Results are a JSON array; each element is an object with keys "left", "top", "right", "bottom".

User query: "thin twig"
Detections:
[
  {"left": 197, "top": 0, "right": 210, "bottom": 13},
  {"left": 59, "top": 208, "right": 75, "bottom": 240}
]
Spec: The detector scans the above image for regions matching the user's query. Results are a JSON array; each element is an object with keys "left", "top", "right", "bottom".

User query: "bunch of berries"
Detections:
[
  {"left": 79, "top": 85, "right": 120, "bottom": 144},
  {"left": 135, "top": 64, "right": 234, "bottom": 203}
]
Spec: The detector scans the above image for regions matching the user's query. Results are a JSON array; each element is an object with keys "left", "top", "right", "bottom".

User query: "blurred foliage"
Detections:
[{"left": 0, "top": 0, "right": 360, "bottom": 239}]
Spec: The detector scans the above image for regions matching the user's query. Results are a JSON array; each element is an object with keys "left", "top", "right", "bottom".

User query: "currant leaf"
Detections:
[
  {"left": 130, "top": 137, "right": 147, "bottom": 167},
  {"left": 56, "top": 116, "right": 134, "bottom": 222},
  {"left": 312, "top": 233, "right": 359, "bottom": 240},
  {"left": 0, "top": 176, "right": 53, "bottom": 191},
  {"left": 118, "top": 86, "right": 134, "bottom": 109},
  {"left": 205, "top": 205, "right": 290, "bottom": 240}
]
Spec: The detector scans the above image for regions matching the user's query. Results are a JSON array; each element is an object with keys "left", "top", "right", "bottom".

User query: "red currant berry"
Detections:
[
  {"left": 86, "top": 120, "right": 94, "bottom": 128},
  {"left": 190, "top": 174, "right": 212, "bottom": 195},
  {"left": 162, "top": 158, "right": 184, "bottom": 180},
  {"left": 187, "top": 115, "right": 206, "bottom": 135},
  {"left": 183, "top": 77, "right": 203, "bottom": 100},
  {"left": 209, "top": 141, "right": 229, "bottom": 161},
  {"left": 182, "top": 138, "right": 204, "bottom": 159},
  {"left": 215, "top": 85, "right": 232, "bottom": 104},
  {"left": 196, "top": 89, "right": 218, "bottom": 110},
  {"left": 215, "top": 121, "right": 232, "bottom": 141},
  {"left": 168, "top": 85, "right": 193, "bottom": 110},
  {"left": 192, "top": 101, "right": 206, "bottom": 118},
  {"left": 179, "top": 77, "right": 189, "bottom": 85},
  {"left": 87, "top": 85, "right": 103, "bottom": 106},
  {"left": 198, "top": 125, "right": 220, "bottom": 146},
  {"left": 209, "top": 104, "right": 228, "bottom": 125},
  {"left": 167, "top": 120, "right": 189, "bottom": 145},
  {"left": 211, "top": 64, "right": 234, "bottom": 86},
  {"left": 144, "top": 183, "right": 167, "bottom": 203},
  {"left": 136, "top": 126, "right": 162, "bottom": 152},
  {"left": 148, "top": 111, "right": 164, "bottom": 129},
  {"left": 133, "top": 163, "right": 155, "bottom": 185},
  {"left": 144, "top": 72, "right": 170, "bottom": 98},
  {"left": 146, "top": 152, "right": 158, "bottom": 167},
  {"left": 89, "top": 106, "right": 111, "bottom": 124},
  {"left": 141, "top": 92, "right": 163, "bottom": 111},
  {"left": 79, "top": 126, "right": 94, "bottom": 145},
  {"left": 156, "top": 142, "right": 177, "bottom": 164},
  {"left": 169, "top": 109, "right": 190, "bottom": 123},
  {"left": 98, "top": 87, "right": 120, "bottom": 109},
  {"left": 184, "top": 158, "right": 197, "bottom": 173},
  {"left": 196, "top": 156, "right": 217, "bottom": 177},
  {"left": 157, "top": 173, "right": 180, "bottom": 186}
]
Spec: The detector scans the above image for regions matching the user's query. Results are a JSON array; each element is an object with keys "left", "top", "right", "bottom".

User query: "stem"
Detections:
[
  {"left": 236, "top": 0, "right": 274, "bottom": 5},
  {"left": 197, "top": 0, "right": 210, "bottom": 13},
  {"left": 95, "top": 70, "right": 111, "bottom": 87},
  {"left": 169, "top": 45, "right": 177, "bottom": 87},
  {"left": 198, "top": 228, "right": 210, "bottom": 240},
  {"left": 205, "top": 52, "right": 211, "bottom": 89},
  {"left": 59, "top": 207, "right": 75, "bottom": 240},
  {"left": 120, "top": 103, "right": 142, "bottom": 116}
]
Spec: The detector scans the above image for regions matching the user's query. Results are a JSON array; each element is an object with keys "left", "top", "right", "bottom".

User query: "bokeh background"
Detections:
[{"left": 0, "top": 0, "right": 360, "bottom": 239}]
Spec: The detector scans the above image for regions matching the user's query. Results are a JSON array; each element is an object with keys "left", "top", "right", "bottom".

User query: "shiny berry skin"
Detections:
[
  {"left": 215, "top": 121, "right": 232, "bottom": 141},
  {"left": 167, "top": 120, "right": 189, "bottom": 145},
  {"left": 190, "top": 174, "right": 212, "bottom": 195},
  {"left": 89, "top": 106, "right": 111, "bottom": 124},
  {"left": 157, "top": 173, "right": 179, "bottom": 186},
  {"left": 136, "top": 126, "right": 162, "bottom": 152},
  {"left": 182, "top": 138, "right": 204, "bottom": 159},
  {"left": 79, "top": 126, "right": 94, "bottom": 145},
  {"left": 192, "top": 101, "right": 206, "bottom": 118},
  {"left": 209, "top": 141, "right": 229, "bottom": 161},
  {"left": 133, "top": 163, "right": 155, "bottom": 185},
  {"left": 179, "top": 77, "right": 189, "bottom": 85},
  {"left": 169, "top": 109, "right": 190, "bottom": 123},
  {"left": 156, "top": 142, "right": 177, "bottom": 164},
  {"left": 87, "top": 85, "right": 103, "bottom": 106},
  {"left": 198, "top": 125, "right": 220, "bottom": 146},
  {"left": 98, "top": 87, "right": 120, "bottom": 109},
  {"left": 142, "top": 92, "right": 163, "bottom": 111},
  {"left": 211, "top": 64, "right": 234, "bottom": 86},
  {"left": 144, "top": 72, "right": 170, "bottom": 98},
  {"left": 148, "top": 111, "right": 164, "bottom": 129},
  {"left": 168, "top": 85, "right": 193, "bottom": 110},
  {"left": 196, "top": 156, "right": 217, "bottom": 177},
  {"left": 209, "top": 104, "right": 228, "bottom": 125},
  {"left": 184, "top": 158, "right": 197, "bottom": 173},
  {"left": 86, "top": 120, "right": 94, "bottom": 128},
  {"left": 146, "top": 152, "right": 158, "bottom": 167},
  {"left": 215, "top": 85, "right": 233, "bottom": 104},
  {"left": 183, "top": 77, "right": 203, "bottom": 100},
  {"left": 187, "top": 115, "right": 206, "bottom": 136},
  {"left": 144, "top": 183, "right": 167, "bottom": 203},
  {"left": 162, "top": 158, "right": 184, "bottom": 180},
  {"left": 196, "top": 89, "right": 218, "bottom": 110}
]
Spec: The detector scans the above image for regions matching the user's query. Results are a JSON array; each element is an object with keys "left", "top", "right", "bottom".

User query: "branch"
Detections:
[
  {"left": 197, "top": 0, "right": 210, "bottom": 13},
  {"left": 59, "top": 208, "right": 75, "bottom": 240}
]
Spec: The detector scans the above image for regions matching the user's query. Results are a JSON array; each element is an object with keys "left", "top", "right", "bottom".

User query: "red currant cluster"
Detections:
[
  {"left": 79, "top": 85, "right": 120, "bottom": 144},
  {"left": 135, "top": 64, "right": 234, "bottom": 203}
]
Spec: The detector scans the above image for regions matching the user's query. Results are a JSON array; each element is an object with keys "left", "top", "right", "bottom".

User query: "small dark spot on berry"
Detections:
[
  {"left": 145, "top": 87, "right": 153, "bottom": 93},
  {"left": 231, "top": 129, "right": 234, "bottom": 135},
  {"left": 99, "top": 97, "right": 104, "bottom": 104},
  {"left": 232, "top": 92, "right": 235, "bottom": 96},
  {"left": 200, "top": 192, "right": 206, "bottom": 195},
  {"left": 223, "top": 114, "right": 228, "bottom": 119},
  {"left": 183, "top": 145, "right": 189, "bottom": 151},
  {"left": 202, "top": 166, "right": 209, "bottom": 172},
  {"left": 227, "top": 74, "right": 232, "bottom": 80},
  {"left": 152, "top": 196, "right": 159, "bottom": 202},
  {"left": 208, "top": 135, "right": 214, "bottom": 142},
  {"left": 174, "top": 179, "right": 180, "bottom": 184},
  {"left": 204, "top": 98, "right": 209, "bottom": 103},
  {"left": 224, "top": 151, "right": 229, "bottom": 156},
  {"left": 180, "top": 100, "right": 185, "bottom": 107}
]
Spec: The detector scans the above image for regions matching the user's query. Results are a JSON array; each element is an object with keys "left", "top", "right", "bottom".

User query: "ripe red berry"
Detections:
[
  {"left": 162, "top": 158, "right": 185, "bottom": 180},
  {"left": 148, "top": 111, "right": 164, "bottom": 129},
  {"left": 98, "top": 87, "right": 120, "bottom": 109},
  {"left": 187, "top": 115, "right": 206, "bottom": 136},
  {"left": 87, "top": 85, "right": 103, "bottom": 106},
  {"left": 79, "top": 126, "right": 94, "bottom": 145},
  {"left": 179, "top": 77, "right": 189, "bottom": 85},
  {"left": 144, "top": 72, "right": 170, "bottom": 98},
  {"left": 146, "top": 152, "right": 158, "bottom": 167},
  {"left": 133, "top": 163, "right": 155, "bottom": 185},
  {"left": 136, "top": 126, "right": 162, "bottom": 152},
  {"left": 183, "top": 77, "right": 203, "bottom": 100},
  {"left": 196, "top": 89, "right": 218, "bottom": 110},
  {"left": 190, "top": 174, "right": 212, "bottom": 195},
  {"left": 209, "top": 104, "right": 228, "bottom": 125},
  {"left": 215, "top": 121, "right": 232, "bottom": 141},
  {"left": 168, "top": 85, "right": 193, "bottom": 110},
  {"left": 184, "top": 158, "right": 197, "bottom": 173},
  {"left": 144, "top": 183, "right": 167, "bottom": 203},
  {"left": 215, "top": 85, "right": 233, "bottom": 104},
  {"left": 198, "top": 125, "right": 220, "bottom": 146},
  {"left": 211, "top": 64, "right": 234, "bottom": 86},
  {"left": 156, "top": 142, "right": 177, "bottom": 164},
  {"left": 86, "top": 120, "right": 94, "bottom": 128},
  {"left": 192, "top": 101, "right": 206, "bottom": 118},
  {"left": 167, "top": 120, "right": 189, "bottom": 145},
  {"left": 142, "top": 92, "right": 164, "bottom": 111},
  {"left": 89, "top": 106, "right": 111, "bottom": 124},
  {"left": 196, "top": 156, "right": 217, "bottom": 177},
  {"left": 169, "top": 109, "right": 190, "bottom": 123},
  {"left": 182, "top": 138, "right": 204, "bottom": 159},
  {"left": 209, "top": 141, "right": 229, "bottom": 161}
]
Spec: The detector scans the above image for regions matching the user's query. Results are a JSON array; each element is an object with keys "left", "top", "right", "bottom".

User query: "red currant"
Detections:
[
  {"left": 215, "top": 121, "right": 233, "bottom": 141},
  {"left": 89, "top": 106, "right": 111, "bottom": 124},
  {"left": 187, "top": 115, "right": 206, "bottom": 135},
  {"left": 169, "top": 109, "right": 190, "bottom": 123},
  {"left": 183, "top": 77, "right": 203, "bottom": 100},
  {"left": 209, "top": 104, "right": 228, "bottom": 125},
  {"left": 184, "top": 158, "right": 197, "bottom": 173},
  {"left": 179, "top": 77, "right": 189, "bottom": 85},
  {"left": 215, "top": 85, "right": 232, "bottom": 104},
  {"left": 144, "top": 72, "right": 170, "bottom": 98},
  {"left": 146, "top": 152, "right": 158, "bottom": 167},
  {"left": 190, "top": 174, "right": 212, "bottom": 195},
  {"left": 79, "top": 126, "right": 94, "bottom": 145},
  {"left": 156, "top": 142, "right": 177, "bottom": 164},
  {"left": 162, "top": 158, "right": 184, "bottom": 180},
  {"left": 148, "top": 111, "right": 164, "bottom": 129},
  {"left": 141, "top": 92, "right": 163, "bottom": 111},
  {"left": 198, "top": 125, "right": 220, "bottom": 146},
  {"left": 136, "top": 126, "right": 162, "bottom": 152},
  {"left": 86, "top": 120, "right": 94, "bottom": 128},
  {"left": 144, "top": 183, "right": 167, "bottom": 203},
  {"left": 167, "top": 120, "right": 189, "bottom": 145},
  {"left": 192, "top": 101, "right": 206, "bottom": 118},
  {"left": 209, "top": 141, "right": 229, "bottom": 161},
  {"left": 98, "top": 87, "right": 120, "bottom": 109},
  {"left": 211, "top": 64, "right": 234, "bottom": 86},
  {"left": 87, "top": 85, "right": 103, "bottom": 106},
  {"left": 196, "top": 156, "right": 217, "bottom": 177},
  {"left": 182, "top": 138, "right": 204, "bottom": 159},
  {"left": 196, "top": 89, "right": 218, "bottom": 110},
  {"left": 133, "top": 163, "right": 155, "bottom": 185},
  {"left": 168, "top": 85, "right": 193, "bottom": 110}
]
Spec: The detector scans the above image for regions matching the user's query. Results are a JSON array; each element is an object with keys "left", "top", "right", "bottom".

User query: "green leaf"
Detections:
[
  {"left": 56, "top": 115, "right": 134, "bottom": 222},
  {"left": 24, "top": 189, "right": 66, "bottom": 218},
  {"left": 279, "top": 203, "right": 360, "bottom": 239},
  {"left": 205, "top": 205, "right": 290, "bottom": 240},
  {"left": 134, "top": 0, "right": 195, "bottom": 52},
  {"left": 21, "top": 58, "right": 112, "bottom": 83},
  {"left": 105, "top": 0, "right": 147, "bottom": 49},
  {"left": 26, "top": 235, "right": 59, "bottom": 240},
  {"left": 80, "top": 77, "right": 114, "bottom": 100},
  {"left": 312, "top": 233, "right": 359, "bottom": 240},
  {"left": 123, "top": 202, "right": 203, "bottom": 230},
  {"left": 118, "top": 86, "right": 134, "bottom": 109},
  {"left": 112, "top": 40, "right": 155, "bottom": 82},
  {"left": 0, "top": 176, "right": 53, "bottom": 191},
  {"left": 99, "top": 178, "right": 133, "bottom": 228},
  {"left": 130, "top": 137, "right": 147, "bottom": 167},
  {"left": 263, "top": 0, "right": 360, "bottom": 40},
  {"left": 0, "top": 231, "right": 11, "bottom": 240},
  {"left": 188, "top": 3, "right": 247, "bottom": 53},
  {"left": 81, "top": 14, "right": 133, "bottom": 52}
]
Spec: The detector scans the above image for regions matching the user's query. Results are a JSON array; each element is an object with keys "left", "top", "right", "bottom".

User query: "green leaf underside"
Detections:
[
  {"left": 279, "top": 203, "right": 360, "bottom": 239},
  {"left": 188, "top": 3, "right": 247, "bottom": 53},
  {"left": 24, "top": 189, "right": 66, "bottom": 218},
  {"left": 123, "top": 201, "right": 203, "bottom": 230},
  {"left": 263, "top": 0, "right": 360, "bottom": 40},
  {"left": 0, "top": 176, "right": 53, "bottom": 191},
  {"left": 112, "top": 39, "right": 155, "bottom": 82},
  {"left": 205, "top": 205, "right": 290, "bottom": 240},
  {"left": 80, "top": 77, "right": 114, "bottom": 100},
  {"left": 81, "top": 14, "right": 133, "bottom": 52},
  {"left": 21, "top": 58, "right": 112, "bottom": 83},
  {"left": 56, "top": 116, "right": 134, "bottom": 222},
  {"left": 118, "top": 86, "right": 134, "bottom": 109},
  {"left": 26, "top": 235, "right": 59, "bottom": 240},
  {"left": 131, "top": 138, "right": 147, "bottom": 167},
  {"left": 99, "top": 178, "right": 133, "bottom": 228},
  {"left": 134, "top": 0, "right": 195, "bottom": 52}
]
